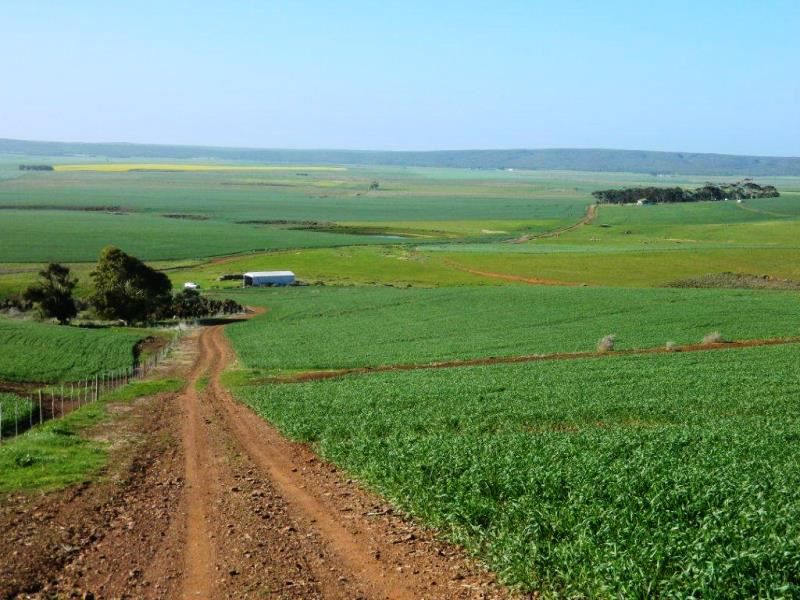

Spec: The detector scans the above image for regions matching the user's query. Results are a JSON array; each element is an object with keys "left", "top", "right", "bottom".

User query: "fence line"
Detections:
[{"left": 0, "top": 324, "right": 190, "bottom": 443}]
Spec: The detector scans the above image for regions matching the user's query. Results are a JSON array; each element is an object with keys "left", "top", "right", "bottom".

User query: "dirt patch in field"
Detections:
[
  {"left": 134, "top": 335, "right": 169, "bottom": 360},
  {"left": 0, "top": 380, "right": 39, "bottom": 395},
  {"left": 666, "top": 272, "right": 800, "bottom": 290},
  {"left": 0, "top": 205, "right": 126, "bottom": 213},
  {"left": 0, "top": 388, "right": 187, "bottom": 599},
  {"left": 161, "top": 213, "right": 209, "bottom": 221},
  {"left": 235, "top": 219, "right": 328, "bottom": 226}
]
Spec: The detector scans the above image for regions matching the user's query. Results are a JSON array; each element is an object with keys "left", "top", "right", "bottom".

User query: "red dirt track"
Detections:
[
  {"left": 0, "top": 321, "right": 513, "bottom": 600},
  {"left": 270, "top": 336, "right": 800, "bottom": 384}
]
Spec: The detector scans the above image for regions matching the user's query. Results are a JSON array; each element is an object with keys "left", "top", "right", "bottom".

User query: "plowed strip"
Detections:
[
  {"left": 443, "top": 259, "right": 580, "bottom": 286},
  {"left": 268, "top": 337, "right": 800, "bottom": 384}
]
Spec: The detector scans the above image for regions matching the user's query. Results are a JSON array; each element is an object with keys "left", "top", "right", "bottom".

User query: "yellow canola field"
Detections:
[{"left": 54, "top": 163, "right": 346, "bottom": 172}]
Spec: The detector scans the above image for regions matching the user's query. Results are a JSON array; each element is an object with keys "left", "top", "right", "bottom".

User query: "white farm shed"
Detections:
[{"left": 243, "top": 271, "right": 295, "bottom": 287}]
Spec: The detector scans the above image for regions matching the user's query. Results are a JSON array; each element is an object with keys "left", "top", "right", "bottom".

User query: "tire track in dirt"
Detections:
[
  {"left": 442, "top": 259, "right": 580, "bottom": 286},
  {"left": 201, "top": 324, "right": 512, "bottom": 599},
  {"left": 181, "top": 330, "right": 217, "bottom": 599},
  {"left": 266, "top": 336, "right": 800, "bottom": 384},
  {"left": 206, "top": 326, "right": 416, "bottom": 599}
]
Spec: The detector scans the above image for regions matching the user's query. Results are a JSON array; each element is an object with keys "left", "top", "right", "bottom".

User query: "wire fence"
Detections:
[{"left": 0, "top": 325, "right": 189, "bottom": 443}]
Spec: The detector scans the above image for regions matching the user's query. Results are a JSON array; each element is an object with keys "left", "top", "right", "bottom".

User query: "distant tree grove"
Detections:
[
  {"left": 592, "top": 181, "right": 779, "bottom": 204},
  {"left": 18, "top": 164, "right": 54, "bottom": 171}
]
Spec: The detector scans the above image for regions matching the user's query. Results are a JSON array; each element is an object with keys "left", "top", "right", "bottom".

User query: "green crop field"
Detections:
[
  {"left": 235, "top": 344, "right": 800, "bottom": 596},
  {"left": 0, "top": 393, "right": 35, "bottom": 437},
  {"left": 3, "top": 150, "right": 800, "bottom": 597},
  {"left": 0, "top": 317, "right": 147, "bottom": 383},
  {"left": 224, "top": 285, "right": 800, "bottom": 371}
]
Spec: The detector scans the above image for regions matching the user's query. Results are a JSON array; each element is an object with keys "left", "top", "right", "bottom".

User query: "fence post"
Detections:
[
  {"left": 60, "top": 384, "right": 64, "bottom": 417},
  {"left": 15, "top": 397, "right": 18, "bottom": 436},
  {"left": 38, "top": 389, "right": 43, "bottom": 425},
  {"left": 50, "top": 391, "right": 55, "bottom": 420}
]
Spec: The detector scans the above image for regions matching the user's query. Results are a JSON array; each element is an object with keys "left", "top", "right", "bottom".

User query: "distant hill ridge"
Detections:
[{"left": 2, "top": 138, "right": 800, "bottom": 176}]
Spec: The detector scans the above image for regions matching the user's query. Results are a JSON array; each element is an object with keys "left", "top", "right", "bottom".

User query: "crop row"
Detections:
[
  {"left": 227, "top": 285, "right": 800, "bottom": 371},
  {"left": 0, "top": 393, "right": 35, "bottom": 438},
  {"left": 0, "top": 318, "right": 145, "bottom": 383},
  {"left": 235, "top": 344, "right": 800, "bottom": 597}
]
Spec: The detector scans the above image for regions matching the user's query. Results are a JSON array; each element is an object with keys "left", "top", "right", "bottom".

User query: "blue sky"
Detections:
[{"left": 2, "top": 1, "right": 798, "bottom": 155}]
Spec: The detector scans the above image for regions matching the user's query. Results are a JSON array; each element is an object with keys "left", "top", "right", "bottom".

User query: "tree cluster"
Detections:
[
  {"left": 591, "top": 181, "right": 779, "bottom": 205},
  {"left": 88, "top": 247, "right": 173, "bottom": 324},
  {"left": 172, "top": 289, "right": 242, "bottom": 319},
  {"left": 18, "top": 164, "right": 54, "bottom": 171},
  {"left": 22, "top": 246, "right": 242, "bottom": 325},
  {"left": 23, "top": 263, "right": 77, "bottom": 324}
]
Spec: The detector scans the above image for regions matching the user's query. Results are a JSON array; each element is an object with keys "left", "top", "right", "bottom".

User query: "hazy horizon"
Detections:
[
  {"left": 2, "top": 1, "right": 798, "bottom": 156},
  {"left": 5, "top": 136, "right": 800, "bottom": 160}
]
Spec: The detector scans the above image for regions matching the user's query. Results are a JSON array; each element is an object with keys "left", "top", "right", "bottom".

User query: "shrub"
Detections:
[{"left": 597, "top": 334, "right": 616, "bottom": 353}]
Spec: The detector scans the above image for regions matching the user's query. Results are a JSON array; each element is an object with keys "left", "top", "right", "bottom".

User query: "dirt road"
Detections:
[{"left": 1, "top": 324, "right": 511, "bottom": 599}]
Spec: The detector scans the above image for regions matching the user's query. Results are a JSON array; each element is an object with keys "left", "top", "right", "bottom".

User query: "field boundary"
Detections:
[
  {"left": 506, "top": 202, "right": 598, "bottom": 243},
  {"left": 0, "top": 328, "right": 186, "bottom": 442},
  {"left": 441, "top": 259, "right": 580, "bottom": 286},
  {"left": 263, "top": 336, "right": 800, "bottom": 384}
]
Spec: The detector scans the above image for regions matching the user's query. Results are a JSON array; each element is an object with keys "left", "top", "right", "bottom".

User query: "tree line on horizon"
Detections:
[{"left": 591, "top": 181, "right": 780, "bottom": 205}]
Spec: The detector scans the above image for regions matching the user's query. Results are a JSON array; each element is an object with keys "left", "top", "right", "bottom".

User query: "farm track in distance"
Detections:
[
  {"left": 507, "top": 202, "right": 598, "bottom": 243},
  {"left": 266, "top": 336, "right": 800, "bottom": 384},
  {"left": 0, "top": 320, "right": 511, "bottom": 600}
]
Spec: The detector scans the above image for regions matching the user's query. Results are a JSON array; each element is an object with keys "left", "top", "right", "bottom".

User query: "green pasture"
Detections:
[
  {"left": 0, "top": 166, "right": 592, "bottom": 222},
  {"left": 224, "top": 286, "right": 800, "bottom": 371},
  {"left": 435, "top": 247, "right": 800, "bottom": 287},
  {"left": 0, "top": 317, "right": 147, "bottom": 382},
  {"left": 0, "top": 210, "right": 401, "bottom": 263},
  {"left": 236, "top": 343, "right": 800, "bottom": 597},
  {"left": 169, "top": 246, "right": 490, "bottom": 289}
]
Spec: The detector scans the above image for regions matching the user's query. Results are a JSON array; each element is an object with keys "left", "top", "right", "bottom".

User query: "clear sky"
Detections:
[{"left": 2, "top": 0, "right": 798, "bottom": 155}]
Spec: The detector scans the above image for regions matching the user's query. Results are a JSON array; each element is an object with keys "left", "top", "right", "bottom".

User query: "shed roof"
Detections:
[{"left": 244, "top": 271, "right": 295, "bottom": 278}]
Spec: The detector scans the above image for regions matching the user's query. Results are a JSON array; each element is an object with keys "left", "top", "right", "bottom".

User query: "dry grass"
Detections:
[
  {"left": 597, "top": 334, "right": 617, "bottom": 353},
  {"left": 702, "top": 331, "right": 724, "bottom": 345}
]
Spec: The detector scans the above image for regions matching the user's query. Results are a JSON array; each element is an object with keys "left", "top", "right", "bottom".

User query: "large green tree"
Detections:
[
  {"left": 88, "top": 246, "right": 172, "bottom": 324},
  {"left": 23, "top": 263, "right": 78, "bottom": 324}
]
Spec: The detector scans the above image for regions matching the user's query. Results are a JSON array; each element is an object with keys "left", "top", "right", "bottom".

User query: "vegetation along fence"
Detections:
[{"left": 0, "top": 325, "right": 189, "bottom": 442}]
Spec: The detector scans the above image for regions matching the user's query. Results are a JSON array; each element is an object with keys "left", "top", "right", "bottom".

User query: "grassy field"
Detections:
[
  {"left": 0, "top": 317, "right": 148, "bottom": 383},
  {"left": 435, "top": 247, "right": 800, "bottom": 287},
  {"left": 225, "top": 286, "right": 800, "bottom": 371},
  {"left": 235, "top": 344, "right": 800, "bottom": 596},
  {"left": 0, "top": 209, "right": 398, "bottom": 262},
  {"left": 0, "top": 393, "right": 35, "bottom": 437}
]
